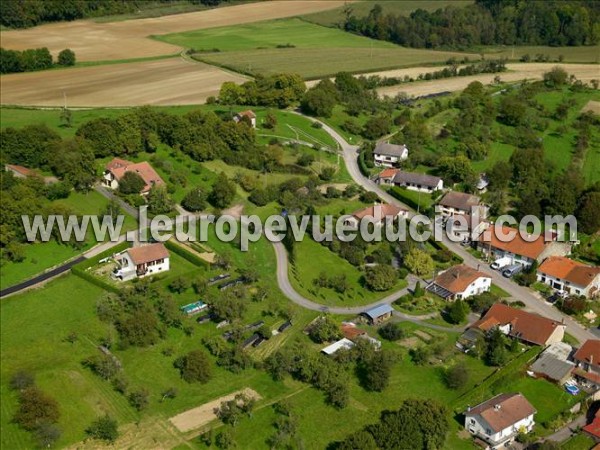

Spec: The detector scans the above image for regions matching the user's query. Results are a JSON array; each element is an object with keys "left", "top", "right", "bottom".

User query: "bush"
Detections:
[
  {"left": 444, "top": 363, "right": 469, "bottom": 389},
  {"left": 364, "top": 265, "right": 398, "bottom": 291},
  {"left": 86, "top": 415, "right": 119, "bottom": 443},
  {"left": 176, "top": 349, "right": 212, "bottom": 383},
  {"left": 57, "top": 48, "right": 76, "bottom": 66},
  {"left": 378, "top": 322, "right": 406, "bottom": 341},
  {"left": 14, "top": 387, "right": 60, "bottom": 432},
  {"left": 181, "top": 187, "right": 207, "bottom": 212}
]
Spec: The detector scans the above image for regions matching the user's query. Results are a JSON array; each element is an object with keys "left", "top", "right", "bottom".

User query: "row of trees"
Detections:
[
  {"left": 0, "top": 47, "right": 75, "bottom": 73},
  {"left": 343, "top": 1, "right": 599, "bottom": 50},
  {"left": 1, "top": 0, "right": 229, "bottom": 28},
  {"left": 218, "top": 73, "right": 306, "bottom": 108}
]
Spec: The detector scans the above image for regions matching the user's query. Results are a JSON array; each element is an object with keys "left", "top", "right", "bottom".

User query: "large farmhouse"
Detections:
[
  {"left": 464, "top": 393, "right": 536, "bottom": 450},
  {"left": 103, "top": 158, "right": 165, "bottom": 195},
  {"left": 438, "top": 191, "right": 486, "bottom": 217},
  {"left": 376, "top": 168, "right": 443, "bottom": 193},
  {"left": 537, "top": 256, "right": 600, "bottom": 298},
  {"left": 373, "top": 141, "right": 408, "bottom": 167},
  {"left": 344, "top": 204, "right": 408, "bottom": 228},
  {"left": 468, "top": 303, "right": 566, "bottom": 346},
  {"left": 572, "top": 339, "right": 600, "bottom": 390},
  {"left": 478, "top": 225, "right": 571, "bottom": 269},
  {"left": 427, "top": 264, "right": 491, "bottom": 300},
  {"left": 113, "top": 243, "right": 170, "bottom": 281}
]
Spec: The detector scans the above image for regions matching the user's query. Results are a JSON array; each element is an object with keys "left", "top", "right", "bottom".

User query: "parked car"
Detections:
[
  {"left": 502, "top": 264, "right": 523, "bottom": 278},
  {"left": 491, "top": 257, "right": 512, "bottom": 270}
]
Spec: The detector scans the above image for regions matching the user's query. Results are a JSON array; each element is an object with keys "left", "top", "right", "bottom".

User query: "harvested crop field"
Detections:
[
  {"left": 0, "top": 1, "right": 347, "bottom": 62},
  {"left": 377, "top": 63, "right": 600, "bottom": 98},
  {"left": 0, "top": 58, "right": 249, "bottom": 107},
  {"left": 582, "top": 100, "right": 600, "bottom": 115},
  {"left": 169, "top": 388, "right": 261, "bottom": 432}
]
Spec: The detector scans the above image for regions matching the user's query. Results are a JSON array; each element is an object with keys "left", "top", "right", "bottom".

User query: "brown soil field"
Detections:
[
  {"left": 0, "top": 1, "right": 347, "bottom": 62},
  {"left": 0, "top": 58, "right": 249, "bottom": 107},
  {"left": 377, "top": 63, "right": 600, "bottom": 98},
  {"left": 582, "top": 100, "right": 600, "bottom": 115},
  {"left": 169, "top": 388, "right": 261, "bottom": 433}
]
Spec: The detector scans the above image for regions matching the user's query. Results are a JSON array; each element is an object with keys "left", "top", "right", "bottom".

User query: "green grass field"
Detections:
[
  {"left": 290, "top": 236, "right": 408, "bottom": 307},
  {"left": 0, "top": 191, "right": 137, "bottom": 288},
  {"left": 169, "top": 17, "right": 479, "bottom": 79},
  {"left": 156, "top": 18, "right": 399, "bottom": 52},
  {"left": 198, "top": 46, "right": 480, "bottom": 79},
  {"left": 481, "top": 45, "right": 600, "bottom": 63}
]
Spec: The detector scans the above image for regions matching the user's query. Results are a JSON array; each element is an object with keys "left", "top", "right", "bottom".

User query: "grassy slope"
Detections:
[{"left": 0, "top": 191, "right": 137, "bottom": 288}]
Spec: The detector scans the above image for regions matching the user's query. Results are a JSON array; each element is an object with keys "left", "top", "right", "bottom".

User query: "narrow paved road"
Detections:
[{"left": 296, "top": 111, "right": 596, "bottom": 343}]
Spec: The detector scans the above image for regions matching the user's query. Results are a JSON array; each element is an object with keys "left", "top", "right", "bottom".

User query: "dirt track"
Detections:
[
  {"left": 169, "top": 388, "right": 261, "bottom": 433},
  {"left": 0, "top": 1, "right": 347, "bottom": 62},
  {"left": 376, "top": 63, "right": 600, "bottom": 97},
  {"left": 0, "top": 58, "right": 249, "bottom": 107}
]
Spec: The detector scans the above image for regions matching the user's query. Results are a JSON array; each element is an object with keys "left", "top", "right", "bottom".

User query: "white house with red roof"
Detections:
[
  {"left": 233, "top": 110, "right": 256, "bottom": 128},
  {"left": 478, "top": 225, "right": 571, "bottom": 269},
  {"left": 468, "top": 303, "right": 566, "bottom": 346},
  {"left": 537, "top": 256, "right": 600, "bottom": 298},
  {"left": 113, "top": 243, "right": 170, "bottom": 280},
  {"left": 464, "top": 393, "right": 536, "bottom": 449},
  {"left": 427, "top": 264, "right": 491, "bottom": 300},
  {"left": 103, "top": 158, "right": 165, "bottom": 195},
  {"left": 572, "top": 340, "right": 600, "bottom": 390},
  {"left": 344, "top": 203, "right": 408, "bottom": 228}
]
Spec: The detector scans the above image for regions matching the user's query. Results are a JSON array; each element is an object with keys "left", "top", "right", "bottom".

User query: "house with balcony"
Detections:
[
  {"left": 113, "top": 243, "right": 170, "bottom": 281},
  {"left": 464, "top": 393, "right": 536, "bottom": 450},
  {"left": 537, "top": 256, "right": 600, "bottom": 298},
  {"left": 373, "top": 142, "right": 408, "bottom": 167}
]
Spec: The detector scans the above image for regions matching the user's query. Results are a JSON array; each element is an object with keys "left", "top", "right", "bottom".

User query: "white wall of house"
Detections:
[
  {"left": 103, "top": 171, "right": 119, "bottom": 190},
  {"left": 374, "top": 154, "right": 400, "bottom": 167},
  {"left": 398, "top": 179, "right": 443, "bottom": 193},
  {"left": 465, "top": 413, "right": 535, "bottom": 449},
  {"left": 536, "top": 272, "right": 600, "bottom": 297},
  {"left": 138, "top": 257, "right": 170, "bottom": 277},
  {"left": 455, "top": 277, "right": 491, "bottom": 300},
  {"left": 479, "top": 247, "right": 535, "bottom": 269}
]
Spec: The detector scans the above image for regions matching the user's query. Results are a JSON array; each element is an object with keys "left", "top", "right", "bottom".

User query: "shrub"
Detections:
[
  {"left": 86, "top": 415, "right": 118, "bottom": 443},
  {"left": 176, "top": 349, "right": 212, "bottom": 383},
  {"left": 378, "top": 322, "right": 406, "bottom": 341}
]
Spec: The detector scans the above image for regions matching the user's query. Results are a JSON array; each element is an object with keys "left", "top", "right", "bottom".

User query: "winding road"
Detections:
[
  {"left": 294, "top": 112, "right": 596, "bottom": 343},
  {"left": 2, "top": 110, "right": 595, "bottom": 341}
]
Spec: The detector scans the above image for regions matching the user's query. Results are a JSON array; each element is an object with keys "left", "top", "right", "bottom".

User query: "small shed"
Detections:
[
  {"left": 180, "top": 301, "right": 208, "bottom": 316},
  {"left": 362, "top": 304, "right": 394, "bottom": 325},
  {"left": 321, "top": 338, "right": 355, "bottom": 356}
]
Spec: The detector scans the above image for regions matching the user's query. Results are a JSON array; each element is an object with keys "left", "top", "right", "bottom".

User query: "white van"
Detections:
[{"left": 491, "top": 257, "right": 512, "bottom": 270}]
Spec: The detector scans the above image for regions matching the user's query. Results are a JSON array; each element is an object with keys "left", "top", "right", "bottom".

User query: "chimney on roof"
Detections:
[{"left": 494, "top": 404, "right": 501, "bottom": 411}]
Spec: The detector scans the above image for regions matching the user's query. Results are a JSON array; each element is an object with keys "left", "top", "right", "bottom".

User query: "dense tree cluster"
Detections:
[
  {"left": 1, "top": 47, "right": 76, "bottom": 73},
  {"left": 343, "top": 1, "right": 599, "bottom": 50},
  {"left": 219, "top": 73, "right": 306, "bottom": 108},
  {"left": 0, "top": 0, "right": 228, "bottom": 28},
  {"left": 335, "top": 399, "right": 449, "bottom": 449}
]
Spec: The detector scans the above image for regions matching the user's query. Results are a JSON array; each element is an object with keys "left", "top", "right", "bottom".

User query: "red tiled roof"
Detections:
[
  {"left": 574, "top": 340, "right": 600, "bottom": 367},
  {"left": 466, "top": 393, "right": 536, "bottom": 433},
  {"left": 106, "top": 158, "right": 165, "bottom": 194},
  {"left": 351, "top": 204, "right": 407, "bottom": 221},
  {"left": 378, "top": 168, "right": 399, "bottom": 179},
  {"left": 470, "top": 303, "right": 564, "bottom": 346},
  {"left": 584, "top": 417, "right": 600, "bottom": 439},
  {"left": 539, "top": 257, "right": 600, "bottom": 288},
  {"left": 5, "top": 164, "right": 35, "bottom": 177},
  {"left": 127, "top": 243, "right": 169, "bottom": 265},
  {"left": 573, "top": 367, "right": 600, "bottom": 385},
  {"left": 237, "top": 110, "right": 256, "bottom": 119},
  {"left": 479, "top": 225, "right": 555, "bottom": 260},
  {"left": 434, "top": 265, "right": 489, "bottom": 294},
  {"left": 341, "top": 324, "right": 367, "bottom": 340}
]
